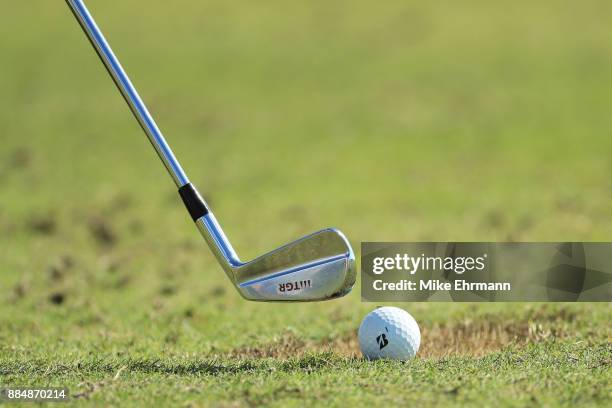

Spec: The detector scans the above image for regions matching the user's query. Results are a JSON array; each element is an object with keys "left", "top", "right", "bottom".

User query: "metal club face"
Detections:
[{"left": 196, "top": 213, "right": 356, "bottom": 301}]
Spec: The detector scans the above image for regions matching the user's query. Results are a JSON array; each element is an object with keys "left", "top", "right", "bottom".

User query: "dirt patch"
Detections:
[
  {"left": 13, "top": 283, "right": 26, "bottom": 299},
  {"left": 88, "top": 217, "right": 117, "bottom": 247},
  {"left": 228, "top": 320, "right": 567, "bottom": 360},
  {"left": 208, "top": 286, "right": 226, "bottom": 298},
  {"left": 48, "top": 255, "right": 75, "bottom": 281},
  {"left": 106, "top": 193, "right": 132, "bottom": 214},
  {"left": 524, "top": 305, "right": 577, "bottom": 323},
  {"left": 418, "top": 320, "right": 563, "bottom": 358},
  {"left": 49, "top": 292, "right": 66, "bottom": 305},
  {"left": 27, "top": 215, "right": 57, "bottom": 235},
  {"left": 159, "top": 285, "right": 177, "bottom": 296},
  {"left": 9, "top": 147, "right": 33, "bottom": 169}
]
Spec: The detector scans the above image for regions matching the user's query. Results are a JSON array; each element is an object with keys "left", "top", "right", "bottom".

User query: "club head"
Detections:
[{"left": 196, "top": 213, "right": 356, "bottom": 301}]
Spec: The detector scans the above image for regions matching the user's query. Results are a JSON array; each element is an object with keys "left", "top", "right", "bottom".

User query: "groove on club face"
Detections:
[{"left": 196, "top": 214, "right": 356, "bottom": 301}]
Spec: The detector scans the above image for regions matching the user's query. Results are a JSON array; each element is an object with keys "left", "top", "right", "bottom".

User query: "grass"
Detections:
[{"left": 1, "top": 0, "right": 611, "bottom": 406}]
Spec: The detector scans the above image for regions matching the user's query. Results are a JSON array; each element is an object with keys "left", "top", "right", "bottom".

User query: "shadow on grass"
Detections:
[{"left": 0, "top": 353, "right": 355, "bottom": 378}]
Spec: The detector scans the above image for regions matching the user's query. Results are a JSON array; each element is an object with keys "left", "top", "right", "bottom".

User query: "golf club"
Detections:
[{"left": 65, "top": 0, "right": 356, "bottom": 301}]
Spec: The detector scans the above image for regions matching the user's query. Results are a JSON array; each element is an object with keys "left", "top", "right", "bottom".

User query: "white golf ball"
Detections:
[{"left": 358, "top": 306, "right": 421, "bottom": 361}]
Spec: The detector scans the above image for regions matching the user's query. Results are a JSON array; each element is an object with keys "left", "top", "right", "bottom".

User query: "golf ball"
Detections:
[{"left": 358, "top": 306, "right": 421, "bottom": 360}]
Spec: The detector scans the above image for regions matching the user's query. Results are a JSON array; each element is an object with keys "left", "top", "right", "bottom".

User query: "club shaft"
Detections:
[{"left": 66, "top": 0, "right": 189, "bottom": 187}]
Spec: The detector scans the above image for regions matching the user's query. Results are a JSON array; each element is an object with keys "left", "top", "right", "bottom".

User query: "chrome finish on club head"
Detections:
[{"left": 196, "top": 213, "right": 356, "bottom": 301}]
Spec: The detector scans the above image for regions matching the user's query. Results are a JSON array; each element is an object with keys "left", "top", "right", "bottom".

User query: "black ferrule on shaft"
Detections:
[{"left": 179, "top": 183, "right": 209, "bottom": 221}]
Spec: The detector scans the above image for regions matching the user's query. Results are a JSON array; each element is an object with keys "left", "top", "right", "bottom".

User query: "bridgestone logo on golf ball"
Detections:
[
  {"left": 376, "top": 332, "right": 389, "bottom": 349},
  {"left": 279, "top": 280, "right": 312, "bottom": 293}
]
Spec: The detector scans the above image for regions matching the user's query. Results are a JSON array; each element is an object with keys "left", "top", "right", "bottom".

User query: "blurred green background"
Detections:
[{"left": 1, "top": 1, "right": 610, "bottom": 406}]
